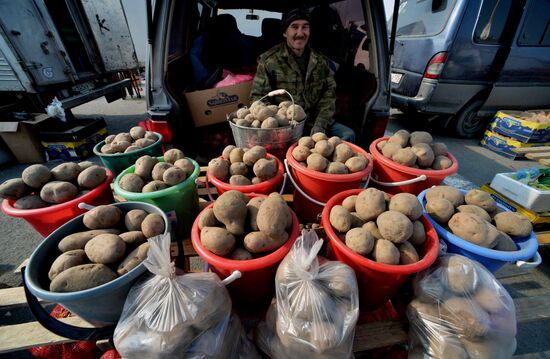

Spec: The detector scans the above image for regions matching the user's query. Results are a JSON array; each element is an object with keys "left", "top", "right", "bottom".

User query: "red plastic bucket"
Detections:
[
  {"left": 368, "top": 137, "right": 458, "bottom": 195},
  {"left": 1, "top": 169, "right": 114, "bottom": 237},
  {"left": 285, "top": 142, "right": 373, "bottom": 223},
  {"left": 191, "top": 193, "right": 300, "bottom": 316},
  {"left": 321, "top": 189, "right": 439, "bottom": 312},
  {"left": 206, "top": 154, "right": 284, "bottom": 196}
]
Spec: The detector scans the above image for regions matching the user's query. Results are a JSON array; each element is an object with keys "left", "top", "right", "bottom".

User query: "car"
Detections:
[
  {"left": 146, "top": 0, "right": 395, "bottom": 159},
  {"left": 389, "top": 0, "right": 550, "bottom": 138}
]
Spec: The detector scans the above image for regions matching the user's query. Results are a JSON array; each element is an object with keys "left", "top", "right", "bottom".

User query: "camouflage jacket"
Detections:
[{"left": 250, "top": 43, "right": 336, "bottom": 130}]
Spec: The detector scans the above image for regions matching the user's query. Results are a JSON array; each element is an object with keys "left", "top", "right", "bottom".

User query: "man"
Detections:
[{"left": 250, "top": 8, "right": 356, "bottom": 142}]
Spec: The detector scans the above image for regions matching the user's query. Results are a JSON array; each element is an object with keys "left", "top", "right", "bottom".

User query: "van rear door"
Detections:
[{"left": 483, "top": 0, "right": 550, "bottom": 112}]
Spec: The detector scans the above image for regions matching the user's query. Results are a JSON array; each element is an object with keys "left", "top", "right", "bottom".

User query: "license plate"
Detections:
[
  {"left": 391, "top": 73, "right": 403, "bottom": 84},
  {"left": 72, "top": 81, "right": 95, "bottom": 94}
]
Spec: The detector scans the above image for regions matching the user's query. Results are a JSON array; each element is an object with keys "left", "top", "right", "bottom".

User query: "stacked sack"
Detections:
[{"left": 407, "top": 254, "right": 517, "bottom": 359}]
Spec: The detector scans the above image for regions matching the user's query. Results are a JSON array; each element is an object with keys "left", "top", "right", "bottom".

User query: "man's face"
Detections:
[{"left": 283, "top": 19, "right": 310, "bottom": 53}]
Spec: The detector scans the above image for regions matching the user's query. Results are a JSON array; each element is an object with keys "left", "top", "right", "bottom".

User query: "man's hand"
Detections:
[{"left": 310, "top": 125, "right": 325, "bottom": 136}]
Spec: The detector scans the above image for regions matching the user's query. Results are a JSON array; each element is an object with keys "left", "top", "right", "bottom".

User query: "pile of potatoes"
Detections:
[
  {"left": 100, "top": 126, "right": 159, "bottom": 154},
  {"left": 118, "top": 149, "right": 195, "bottom": 193},
  {"left": 208, "top": 145, "right": 278, "bottom": 186},
  {"left": 407, "top": 255, "right": 517, "bottom": 358},
  {"left": 48, "top": 205, "right": 166, "bottom": 292},
  {"left": 0, "top": 162, "right": 107, "bottom": 209},
  {"left": 329, "top": 188, "right": 427, "bottom": 265},
  {"left": 424, "top": 185, "right": 532, "bottom": 250},
  {"left": 198, "top": 191, "right": 293, "bottom": 259},
  {"left": 291, "top": 134, "right": 369, "bottom": 174},
  {"left": 518, "top": 111, "right": 550, "bottom": 124},
  {"left": 376, "top": 130, "right": 453, "bottom": 170},
  {"left": 231, "top": 100, "right": 306, "bottom": 128}
]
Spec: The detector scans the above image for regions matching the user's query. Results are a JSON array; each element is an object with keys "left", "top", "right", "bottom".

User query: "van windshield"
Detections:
[
  {"left": 218, "top": 9, "right": 282, "bottom": 37},
  {"left": 395, "top": 0, "right": 456, "bottom": 37}
]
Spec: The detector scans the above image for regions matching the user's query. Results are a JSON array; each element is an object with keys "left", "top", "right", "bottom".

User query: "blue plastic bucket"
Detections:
[
  {"left": 417, "top": 189, "right": 540, "bottom": 272},
  {"left": 24, "top": 202, "right": 169, "bottom": 326}
]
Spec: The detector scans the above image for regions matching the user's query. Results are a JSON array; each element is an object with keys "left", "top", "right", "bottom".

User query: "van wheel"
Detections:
[{"left": 453, "top": 99, "right": 486, "bottom": 138}]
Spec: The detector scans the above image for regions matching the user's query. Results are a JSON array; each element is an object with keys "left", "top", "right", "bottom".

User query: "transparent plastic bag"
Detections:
[
  {"left": 46, "top": 97, "right": 66, "bottom": 122},
  {"left": 256, "top": 230, "right": 359, "bottom": 358},
  {"left": 407, "top": 254, "right": 517, "bottom": 359},
  {"left": 113, "top": 234, "right": 234, "bottom": 359}
]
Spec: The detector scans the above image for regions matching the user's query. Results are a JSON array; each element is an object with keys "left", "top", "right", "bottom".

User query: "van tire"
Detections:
[{"left": 453, "top": 99, "right": 486, "bottom": 138}]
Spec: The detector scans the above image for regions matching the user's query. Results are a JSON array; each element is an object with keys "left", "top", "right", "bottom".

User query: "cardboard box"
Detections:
[
  {"left": 480, "top": 130, "right": 550, "bottom": 160},
  {"left": 0, "top": 114, "right": 49, "bottom": 163},
  {"left": 184, "top": 81, "right": 252, "bottom": 127},
  {"left": 489, "top": 110, "right": 550, "bottom": 143},
  {"left": 490, "top": 173, "right": 550, "bottom": 213}
]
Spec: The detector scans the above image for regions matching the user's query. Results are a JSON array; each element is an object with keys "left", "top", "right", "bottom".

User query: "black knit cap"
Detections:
[{"left": 281, "top": 8, "right": 311, "bottom": 33}]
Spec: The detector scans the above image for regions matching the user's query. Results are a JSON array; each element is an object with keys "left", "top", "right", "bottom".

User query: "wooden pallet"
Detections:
[{"left": 513, "top": 146, "right": 550, "bottom": 166}]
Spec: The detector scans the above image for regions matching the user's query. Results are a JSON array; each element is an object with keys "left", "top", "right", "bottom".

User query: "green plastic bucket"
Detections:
[
  {"left": 93, "top": 133, "right": 163, "bottom": 176},
  {"left": 113, "top": 157, "right": 200, "bottom": 238}
]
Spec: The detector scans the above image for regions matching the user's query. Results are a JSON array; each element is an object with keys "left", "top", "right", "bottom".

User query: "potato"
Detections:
[
  {"left": 14, "top": 195, "right": 49, "bottom": 209},
  {"left": 244, "top": 230, "right": 288, "bottom": 253},
  {"left": 314, "top": 140, "right": 334, "bottom": 158},
  {"left": 425, "top": 186, "right": 464, "bottom": 207},
  {"left": 326, "top": 162, "right": 348, "bottom": 174},
  {"left": 228, "top": 162, "right": 247, "bottom": 177},
  {"left": 213, "top": 190, "right": 248, "bottom": 235},
  {"left": 456, "top": 205, "right": 491, "bottom": 222},
  {"left": 236, "top": 107, "right": 250, "bottom": 119},
  {"left": 387, "top": 129, "right": 410, "bottom": 147},
  {"left": 163, "top": 167, "right": 187, "bottom": 185},
  {"left": 256, "top": 107, "right": 276, "bottom": 122},
  {"left": 392, "top": 147, "right": 417, "bottom": 166},
  {"left": 174, "top": 158, "right": 195, "bottom": 176},
  {"left": 342, "top": 195, "right": 357, "bottom": 212},
  {"left": 58, "top": 229, "right": 120, "bottom": 252},
  {"left": 399, "top": 241, "right": 419, "bottom": 264},
  {"left": 332, "top": 143, "right": 354, "bottom": 163},
  {"left": 229, "top": 248, "right": 253, "bottom": 260},
  {"left": 389, "top": 193, "right": 423, "bottom": 220},
  {"left": 144, "top": 131, "right": 158, "bottom": 141},
  {"left": 494, "top": 212, "right": 532, "bottom": 237},
  {"left": 298, "top": 136, "right": 315, "bottom": 148},
  {"left": 40, "top": 181, "right": 78, "bottom": 204},
  {"left": 208, "top": 158, "right": 230, "bottom": 181},
  {"left": 377, "top": 210, "right": 413, "bottom": 243},
  {"left": 426, "top": 198, "right": 455, "bottom": 224},
  {"left": 22, "top": 164, "right": 51, "bottom": 188},
  {"left": 292, "top": 145, "right": 310, "bottom": 162},
  {"left": 117, "top": 242, "right": 150, "bottom": 275},
  {"left": 135, "top": 138, "right": 155, "bottom": 148},
  {"left": 431, "top": 142, "right": 448, "bottom": 156},
  {"left": 310, "top": 322, "right": 339, "bottom": 350},
  {"left": 141, "top": 213, "right": 165, "bottom": 237},
  {"left": 135, "top": 155, "right": 158, "bottom": 180},
  {"left": 493, "top": 231, "right": 517, "bottom": 251},
  {"left": 229, "top": 175, "right": 252, "bottom": 185},
  {"left": 101, "top": 144, "right": 115, "bottom": 154},
  {"left": 278, "top": 100, "right": 292, "bottom": 109},
  {"left": 163, "top": 148, "right": 185, "bottom": 164},
  {"left": 48, "top": 249, "right": 88, "bottom": 280},
  {"left": 198, "top": 208, "right": 218, "bottom": 230},
  {"left": 229, "top": 148, "right": 245, "bottom": 163},
  {"left": 83, "top": 205, "right": 122, "bottom": 229},
  {"left": 119, "top": 231, "right": 146, "bottom": 245},
  {"left": 373, "top": 239, "right": 400, "bottom": 264},
  {"left": 376, "top": 140, "right": 387, "bottom": 151},
  {"left": 362, "top": 221, "right": 383, "bottom": 239},
  {"left": 222, "top": 145, "right": 236, "bottom": 160},
  {"left": 410, "top": 131, "right": 433, "bottom": 146},
  {"left": 50, "top": 264, "right": 117, "bottom": 292},
  {"left": 449, "top": 213, "right": 497, "bottom": 248},
  {"left": 247, "top": 196, "right": 265, "bottom": 231},
  {"left": 356, "top": 188, "right": 387, "bottom": 221},
  {"left": 432, "top": 155, "right": 453, "bottom": 170},
  {"left": 411, "top": 143, "right": 435, "bottom": 167},
  {"left": 345, "top": 228, "right": 374, "bottom": 255},
  {"left": 201, "top": 226, "right": 235, "bottom": 256},
  {"left": 129, "top": 126, "right": 145, "bottom": 140},
  {"left": 243, "top": 146, "right": 267, "bottom": 166},
  {"left": 286, "top": 104, "right": 306, "bottom": 121},
  {"left": 349, "top": 212, "right": 365, "bottom": 227},
  {"left": 409, "top": 220, "right": 426, "bottom": 246},
  {"left": 104, "top": 134, "right": 116, "bottom": 144},
  {"left": 151, "top": 162, "right": 173, "bottom": 181},
  {"left": 124, "top": 145, "right": 140, "bottom": 153},
  {"left": 261, "top": 117, "right": 279, "bottom": 128},
  {"left": 328, "top": 136, "right": 343, "bottom": 148},
  {"left": 119, "top": 173, "right": 145, "bottom": 192},
  {"left": 311, "top": 132, "right": 328, "bottom": 142},
  {"left": 443, "top": 255, "right": 478, "bottom": 294},
  {"left": 381, "top": 142, "right": 402, "bottom": 158},
  {"left": 253, "top": 158, "right": 277, "bottom": 180},
  {"left": 85, "top": 233, "right": 126, "bottom": 264},
  {"left": 465, "top": 189, "right": 496, "bottom": 212},
  {"left": 124, "top": 209, "right": 147, "bottom": 231},
  {"left": 251, "top": 119, "right": 261, "bottom": 128},
  {"left": 142, "top": 180, "right": 168, "bottom": 193},
  {"left": 442, "top": 297, "right": 490, "bottom": 338},
  {"left": 461, "top": 337, "right": 517, "bottom": 359},
  {"left": 329, "top": 205, "right": 352, "bottom": 233},
  {"left": 51, "top": 162, "right": 81, "bottom": 182},
  {"left": 257, "top": 194, "right": 291, "bottom": 238},
  {"left": 0, "top": 178, "right": 27, "bottom": 200},
  {"left": 307, "top": 153, "right": 329, "bottom": 172},
  {"left": 114, "top": 132, "right": 132, "bottom": 143},
  {"left": 77, "top": 165, "right": 107, "bottom": 189},
  {"left": 110, "top": 140, "right": 131, "bottom": 153}
]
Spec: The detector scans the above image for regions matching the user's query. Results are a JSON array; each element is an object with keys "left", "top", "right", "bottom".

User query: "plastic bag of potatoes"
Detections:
[
  {"left": 255, "top": 230, "right": 359, "bottom": 359},
  {"left": 407, "top": 254, "right": 517, "bottom": 359},
  {"left": 114, "top": 234, "right": 257, "bottom": 359}
]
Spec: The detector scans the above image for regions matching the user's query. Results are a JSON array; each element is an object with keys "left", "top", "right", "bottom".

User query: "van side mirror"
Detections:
[
  {"left": 432, "top": 0, "right": 447, "bottom": 12},
  {"left": 246, "top": 14, "right": 259, "bottom": 20}
]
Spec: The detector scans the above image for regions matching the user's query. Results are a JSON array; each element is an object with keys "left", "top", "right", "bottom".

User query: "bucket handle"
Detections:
[
  {"left": 202, "top": 263, "right": 242, "bottom": 286},
  {"left": 516, "top": 251, "right": 542, "bottom": 269},
  {"left": 197, "top": 178, "right": 216, "bottom": 202},
  {"left": 21, "top": 267, "right": 115, "bottom": 341},
  {"left": 77, "top": 202, "right": 94, "bottom": 211},
  {"left": 369, "top": 174, "right": 428, "bottom": 187}
]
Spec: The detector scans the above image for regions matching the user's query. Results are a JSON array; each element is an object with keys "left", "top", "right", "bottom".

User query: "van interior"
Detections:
[{"left": 161, "top": 0, "right": 381, "bottom": 160}]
